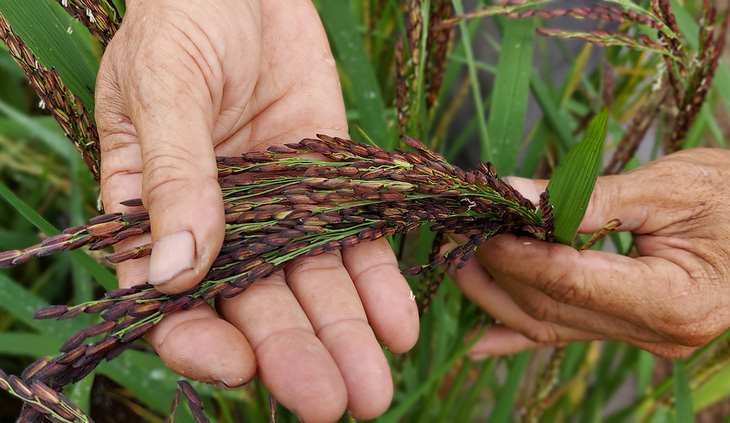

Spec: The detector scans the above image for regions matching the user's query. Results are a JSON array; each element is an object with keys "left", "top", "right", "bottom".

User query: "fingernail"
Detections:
[
  {"left": 148, "top": 231, "right": 195, "bottom": 285},
  {"left": 213, "top": 377, "right": 250, "bottom": 391}
]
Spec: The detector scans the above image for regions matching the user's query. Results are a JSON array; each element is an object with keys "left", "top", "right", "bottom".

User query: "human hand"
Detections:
[
  {"left": 94, "top": 1, "right": 419, "bottom": 420},
  {"left": 450, "top": 148, "right": 730, "bottom": 359}
]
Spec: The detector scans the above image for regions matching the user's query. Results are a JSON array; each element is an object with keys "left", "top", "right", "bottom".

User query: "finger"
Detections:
[
  {"left": 144, "top": 303, "right": 256, "bottom": 389},
  {"left": 216, "top": 271, "right": 348, "bottom": 423},
  {"left": 285, "top": 250, "right": 393, "bottom": 420},
  {"left": 475, "top": 233, "right": 720, "bottom": 345},
  {"left": 449, "top": 246, "right": 598, "bottom": 345},
  {"left": 468, "top": 325, "right": 548, "bottom": 358},
  {"left": 447, "top": 235, "right": 669, "bottom": 344},
  {"left": 341, "top": 239, "right": 419, "bottom": 354}
]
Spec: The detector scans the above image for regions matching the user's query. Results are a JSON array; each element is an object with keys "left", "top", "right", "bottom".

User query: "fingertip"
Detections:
[
  {"left": 468, "top": 325, "right": 541, "bottom": 359},
  {"left": 342, "top": 239, "right": 419, "bottom": 354},
  {"left": 255, "top": 329, "right": 348, "bottom": 423},
  {"left": 146, "top": 177, "right": 225, "bottom": 294},
  {"left": 318, "top": 322, "right": 393, "bottom": 419},
  {"left": 147, "top": 306, "right": 256, "bottom": 386}
]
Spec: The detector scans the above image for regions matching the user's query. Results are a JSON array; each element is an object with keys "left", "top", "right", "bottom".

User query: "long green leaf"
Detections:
[
  {"left": 0, "top": 272, "right": 76, "bottom": 338},
  {"left": 319, "top": 1, "right": 390, "bottom": 149},
  {"left": 673, "top": 359, "right": 694, "bottom": 422},
  {"left": 0, "top": 0, "right": 97, "bottom": 115},
  {"left": 547, "top": 109, "right": 607, "bottom": 245},
  {"left": 0, "top": 333, "right": 59, "bottom": 356},
  {"left": 490, "top": 352, "right": 530, "bottom": 423},
  {"left": 487, "top": 17, "right": 535, "bottom": 175},
  {"left": 0, "top": 98, "right": 77, "bottom": 162}
]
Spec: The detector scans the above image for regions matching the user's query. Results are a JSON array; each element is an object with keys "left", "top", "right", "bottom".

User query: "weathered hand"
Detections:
[
  {"left": 451, "top": 149, "right": 730, "bottom": 359},
  {"left": 95, "top": 1, "right": 418, "bottom": 420}
]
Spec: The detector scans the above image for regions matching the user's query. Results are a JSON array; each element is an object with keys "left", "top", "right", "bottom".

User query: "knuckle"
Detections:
[
  {"left": 646, "top": 344, "right": 697, "bottom": 359},
  {"left": 143, "top": 151, "right": 201, "bottom": 202},
  {"left": 652, "top": 303, "right": 725, "bottom": 347},
  {"left": 286, "top": 250, "right": 344, "bottom": 279},
  {"left": 522, "top": 323, "right": 560, "bottom": 345},
  {"left": 667, "top": 321, "right": 723, "bottom": 347},
  {"left": 539, "top": 267, "right": 588, "bottom": 306},
  {"left": 519, "top": 296, "right": 556, "bottom": 322}
]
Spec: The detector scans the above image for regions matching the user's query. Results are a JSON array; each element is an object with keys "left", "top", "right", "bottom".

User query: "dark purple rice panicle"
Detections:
[
  {"left": 0, "top": 12, "right": 101, "bottom": 181},
  {"left": 0, "top": 368, "right": 93, "bottom": 423},
  {"left": 605, "top": 91, "right": 667, "bottom": 175},
  {"left": 425, "top": 0, "right": 454, "bottom": 115},
  {"left": 166, "top": 381, "right": 210, "bottom": 423},
  {"left": 54, "top": 0, "right": 121, "bottom": 46},
  {"left": 0, "top": 135, "right": 554, "bottom": 420},
  {"left": 667, "top": 0, "right": 729, "bottom": 151},
  {"left": 396, "top": 0, "right": 428, "bottom": 136},
  {"left": 395, "top": 34, "right": 411, "bottom": 136}
]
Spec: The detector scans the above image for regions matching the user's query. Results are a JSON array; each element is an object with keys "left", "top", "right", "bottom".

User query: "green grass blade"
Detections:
[
  {"left": 452, "top": 0, "right": 491, "bottom": 163},
  {"left": 489, "top": 352, "right": 530, "bottom": 423},
  {"left": 0, "top": 0, "right": 97, "bottom": 115},
  {"left": 530, "top": 70, "right": 575, "bottom": 155},
  {"left": 0, "top": 333, "right": 59, "bottom": 356},
  {"left": 0, "top": 180, "right": 117, "bottom": 290},
  {"left": 318, "top": 1, "right": 390, "bottom": 148},
  {"left": 380, "top": 326, "right": 488, "bottom": 423},
  {"left": 0, "top": 98, "right": 78, "bottom": 162},
  {"left": 0, "top": 272, "right": 76, "bottom": 338},
  {"left": 673, "top": 359, "right": 694, "bottom": 423},
  {"left": 487, "top": 17, "right": 535, "bottom": 175},
  {"left": 546, "top": 109, "right": 608, "bottom": 245}
]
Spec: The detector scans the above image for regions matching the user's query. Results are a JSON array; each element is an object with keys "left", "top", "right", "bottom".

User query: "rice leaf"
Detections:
[
  {"left": 546, "top": 109, "right": 607, "bottom": 245},
  {"left": 452, "top": 0, "right": 490, "bottom": 162},
  {"left": 490, "top": 351, "right": 530, "bottom": 423},
  {"left": 0, "top": 333, "right": 58, "bottom": 356},
  {"left": 487, "top": 16, "right": 535, "bottom": 175},
  {"left": 530, "top": 71, "right": 575, "bottom": 155},
  {"left": 0, "top": 272, "right": 77, "bottom": 338},
  {"left": 673, "top": 359, "right": 694, "bottom": 422},
  {"left": 319, "top": 1, "right": 390, "bottom": 149},
  {"left": 0, "top": 98, "right": 77, "bottom": 162},
  {"left": 0, "top": 0, "right": 97, "bottom": 115}
]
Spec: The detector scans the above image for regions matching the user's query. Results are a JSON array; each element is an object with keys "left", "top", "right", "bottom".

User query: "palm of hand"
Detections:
[{"left": 94, "top": 1, "right": 418, "bottom": 421}]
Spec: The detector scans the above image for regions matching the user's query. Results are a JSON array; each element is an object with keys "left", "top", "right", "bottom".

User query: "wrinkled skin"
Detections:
[
  {"left": 95, "top": 1, "right": 419, "bottom": 421},
  {"left": 451, "top": 149, "right": 730, "bottom": 359}
]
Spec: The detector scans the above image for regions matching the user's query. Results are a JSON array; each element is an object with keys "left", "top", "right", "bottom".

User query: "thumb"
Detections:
[
  {"left": 127, "top": 63, "right": 224, "bottom": 294},
  {"left": 504, "top": 174, "right": 650, "bottom": 235}
]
